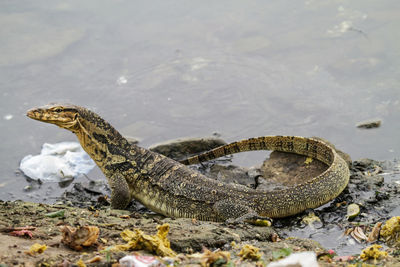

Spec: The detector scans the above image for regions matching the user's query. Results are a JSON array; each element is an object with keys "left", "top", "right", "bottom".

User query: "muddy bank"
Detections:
[
  {"left": 0, "top": 200, "right": 325, "bottom": 266},
  {"left": 2, "top": 138, "right": 400, "bottom": 266}
]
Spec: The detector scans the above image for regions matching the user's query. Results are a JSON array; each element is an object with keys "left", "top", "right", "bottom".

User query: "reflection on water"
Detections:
[{"left": 0, "top": 1, "right": 399, "bottom": 202}]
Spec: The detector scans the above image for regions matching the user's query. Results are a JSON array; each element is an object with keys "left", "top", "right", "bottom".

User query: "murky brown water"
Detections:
[{"left": 0, "top": 1, "right": 399, "bottom": 206}]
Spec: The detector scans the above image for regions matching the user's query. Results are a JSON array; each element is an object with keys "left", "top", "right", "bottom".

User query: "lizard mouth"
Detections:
[
  {"left": 26, "top": 108, "right": 43, "bottom": 121},
  {"left": 26, "top": 107, "right": 78, "bottom": 129}
]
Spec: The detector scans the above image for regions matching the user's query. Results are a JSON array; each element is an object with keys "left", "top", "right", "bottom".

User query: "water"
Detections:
[{"left": 0, "top": 0, "right": 399, "bottom": 220}]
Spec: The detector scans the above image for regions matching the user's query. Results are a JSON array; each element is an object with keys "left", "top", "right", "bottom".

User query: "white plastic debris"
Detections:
[
  {"left": 117, "top": 76, "right": 128, "bottom": 85},
  {"left": 20, "top": 142, "right": 95, "bottom": 182},
  {"left": 3, "top": 114, "right": 13, "bottom": 120},
  {"left": 119, "top": 254, "right": 164, "bottom": 267},
  {"left": 267, "top": 251, "right": 319, "bottom": 267}
]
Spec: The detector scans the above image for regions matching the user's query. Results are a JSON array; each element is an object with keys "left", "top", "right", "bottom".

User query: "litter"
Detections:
[
  {"left": 114, "top": 224, "right": 176, "bottom": 257},
  {"left": 267, "top": 251, "right": 318, "bottom": 267},
  {"left": 60, "top": 225, "right": 100, "bottom": 251},
  {"left": 119, "top": 254, "right": 164, "bottom": 267},
  {"left": 20, "top": 142, "right": 95, "bottom": 182}
]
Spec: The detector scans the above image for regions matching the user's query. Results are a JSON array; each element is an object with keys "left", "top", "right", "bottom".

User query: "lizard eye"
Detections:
[{"left": 54, "top": 108, "right": 63, "bottom": 113}]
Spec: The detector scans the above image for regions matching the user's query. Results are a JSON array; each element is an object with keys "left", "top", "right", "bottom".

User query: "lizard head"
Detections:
[{"left": 27, "top": 103, "right": 81, "bottom": 131}]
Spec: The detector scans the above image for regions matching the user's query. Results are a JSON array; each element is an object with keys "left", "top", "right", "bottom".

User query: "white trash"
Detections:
[
  {"left": 119, "top": 254, "right": 164, "bottom": 267},
  {"left": 267, "top": 251, "right": 319, "bottom": 267},
  {"left": 20, "top": 142, "right": 95, "bottom": 182}
]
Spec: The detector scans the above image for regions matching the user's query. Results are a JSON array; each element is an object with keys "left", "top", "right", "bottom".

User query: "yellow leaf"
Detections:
[
  {"left": 25, "top": 243, "right": 47, "bottom": 256},
  {"left": 238, "top": 244, "right": 261, "bottom": 260},
  {"left": 112, "top": 223, "right": 176, "bottom": 257},
  {"left": 304, "top": 157, "right": 313, "bottom": 165},
  {"left": 360, "top": 245, "right": 387, "bottom": 261},
  {"left": 76, "top": 259, "right": 87, "bottom": 267}
]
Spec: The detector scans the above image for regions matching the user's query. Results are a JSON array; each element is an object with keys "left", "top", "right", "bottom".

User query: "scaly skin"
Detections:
[{"left": 27, "top": 104, "right": 350, "bottom": 221}]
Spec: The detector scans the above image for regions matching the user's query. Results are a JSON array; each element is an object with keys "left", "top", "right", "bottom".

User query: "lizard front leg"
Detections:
[{"left": 108, "top": 173, "right": 131, "bottom": 209}]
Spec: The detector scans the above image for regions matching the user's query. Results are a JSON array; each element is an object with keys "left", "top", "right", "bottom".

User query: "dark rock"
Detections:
[
  {"left": 356, "top": 119, "right": 382, "bottom": 129},
  {"left": 148, "top": 137, "right": 227, "bottom": 160}
]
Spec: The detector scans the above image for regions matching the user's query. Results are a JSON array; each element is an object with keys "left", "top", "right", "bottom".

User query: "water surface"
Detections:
[{"left": 0, "top": 1, "right": 399, "bottom": 207}]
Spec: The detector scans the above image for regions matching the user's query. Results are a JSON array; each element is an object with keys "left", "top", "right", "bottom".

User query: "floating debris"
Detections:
[
  {"left": 117, "top": 76, "right": 128, "bottom": 85},
  {"left": 60, "top": 225, "right": 99, "bottom": 251},
  {"left": 356, "top": 120, "right": 382, "bottom": 129},
  {"left": 3, "top": 114, "right": 13, "bottom": 120}
]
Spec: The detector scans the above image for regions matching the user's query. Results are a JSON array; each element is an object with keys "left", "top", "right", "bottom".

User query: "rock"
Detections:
[
  {"left": 208, "top": 164, "right": 256, "bottom": 188},
  {"left": 148, "top": 137, "right": 227, "bottom": 160},
  {"left": 356, "top": 120, "right": 382, "bottom": 129}
]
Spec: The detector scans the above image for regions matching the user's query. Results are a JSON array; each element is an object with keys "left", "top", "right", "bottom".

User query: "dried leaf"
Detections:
[
  {"left": 113, "top": 223, "right": 176, "bottom": 257},
  {"left": 60, "top": 225, "right": 99, "bottom": 251},
  {"left": 76, "top": 259, "right": 87, "bottom": 267},
  {"left": 45, "top": 209, "right": 65, "bottom": 218},
  {"left": 86, "top": 255, "right": 103, "bottom": 263},
  {"left": 367, "top": 222, "right": 382, "bottom": 243},
  {"left": 304, "top": 157, "right": 313, "bottom": 164},
  {"left": 189, "top": 248, "right": 230, "bottom": 267},
  {"left": 25, "top": 243, "right": 47, "bottom": 256},
  {"left": 350, "top": 226, "right": 368, "bottom": 243},
  {"left": 238, "top": 244, "right": 261, "bottom": 260}
]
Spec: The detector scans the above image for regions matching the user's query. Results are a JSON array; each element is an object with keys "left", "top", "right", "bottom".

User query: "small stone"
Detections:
[
  {"left": 116, "top": 76, "right": 128, "bottom": 85},
  {"left": 356, "top": 120, "right": 381, "bottom": 129}
]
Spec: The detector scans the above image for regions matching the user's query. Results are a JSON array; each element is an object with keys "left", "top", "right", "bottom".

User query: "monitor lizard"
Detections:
[{"left": 27, "top": 104, "right": 350, "bottom": 222}]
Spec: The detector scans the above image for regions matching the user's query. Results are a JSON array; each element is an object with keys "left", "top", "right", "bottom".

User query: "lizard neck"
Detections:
[{"left": 73, "top": 108, "right": 139, "bottom": 176}]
